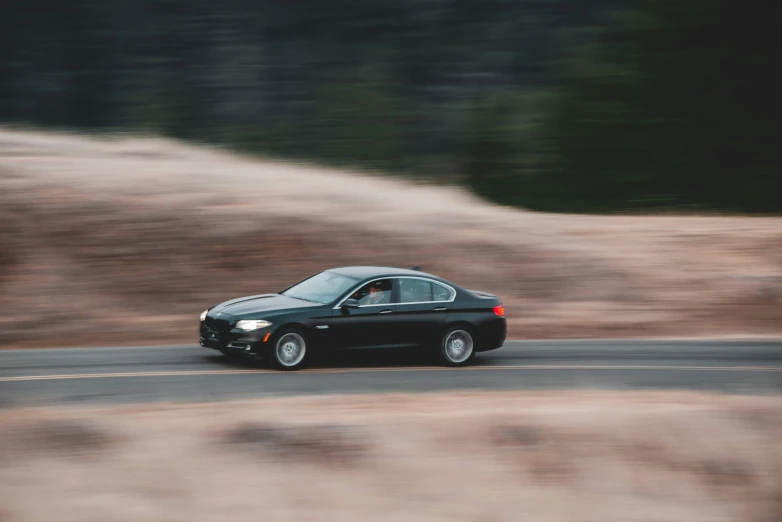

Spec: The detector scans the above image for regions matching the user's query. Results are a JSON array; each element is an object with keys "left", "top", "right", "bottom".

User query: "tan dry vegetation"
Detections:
[
  {"left": 1, "top": 127, "right": 781, "bottom": 348},
  {"left": 0, "top": 391, "right": 781, "bottom": 522}
]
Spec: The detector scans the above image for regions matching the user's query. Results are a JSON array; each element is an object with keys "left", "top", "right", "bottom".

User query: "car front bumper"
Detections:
[{"left": 199, "top": 322, "right": 275, "bottom": 355}]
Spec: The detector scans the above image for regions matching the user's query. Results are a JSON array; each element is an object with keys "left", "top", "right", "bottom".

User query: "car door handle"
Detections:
[
  {"left": 433, "top": 306, "right": 447, "bottom": 311},
  {"left": 379, "top": 309, "right": 393, "bottom": 314}
]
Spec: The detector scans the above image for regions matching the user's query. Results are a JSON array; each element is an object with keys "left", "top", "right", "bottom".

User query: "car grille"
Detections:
[{"left": 205, "top": 314, "right": 234, "bottom": 331}]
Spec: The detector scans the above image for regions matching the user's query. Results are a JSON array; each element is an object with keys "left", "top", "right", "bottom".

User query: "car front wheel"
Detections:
[
  {"left": 269, "top": 329, "right": 308, "bottom": 370},
  {"left": 439, "top": 327, "right": 475, "bottom": 366}
]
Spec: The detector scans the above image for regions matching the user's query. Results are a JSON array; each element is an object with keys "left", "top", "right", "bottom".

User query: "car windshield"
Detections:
[{"left": 281, "top": 271, "right": 359, "bottom": 305}]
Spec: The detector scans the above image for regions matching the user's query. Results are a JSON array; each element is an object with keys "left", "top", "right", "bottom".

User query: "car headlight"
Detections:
[
  {"left": 200, "top": 310, "right": 208, "bottom": 322},
  {"left": 235, "top": 320, "right": 272, "bottom": 331}
]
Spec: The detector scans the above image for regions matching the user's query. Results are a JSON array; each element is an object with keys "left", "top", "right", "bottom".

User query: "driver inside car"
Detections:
[
  {"left": 354, "top": 281, "right": 391, "bottom": 305},
  {"left": 364, "top": 285, "right": 385, "bottom": 305}
]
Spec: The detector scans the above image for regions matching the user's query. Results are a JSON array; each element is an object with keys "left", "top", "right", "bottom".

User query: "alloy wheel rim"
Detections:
[
  {"left": 445, "top": 330, "right": 473, "bottom": 363},
  {"left": 276, "top": 333, "right": 306, "bottom": 366}
]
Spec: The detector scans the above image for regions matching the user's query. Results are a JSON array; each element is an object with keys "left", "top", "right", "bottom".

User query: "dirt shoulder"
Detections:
[
  {"left": 1, "top": 391, "right": 780, "bottom": 522},
  {"left": 1, "top": 127, "right": 781, "bottom": 348}
]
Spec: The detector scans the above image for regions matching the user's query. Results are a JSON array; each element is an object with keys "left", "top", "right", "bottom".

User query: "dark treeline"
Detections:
[{"left": 1, "top": 0, "right": 779, "bottom": 213}]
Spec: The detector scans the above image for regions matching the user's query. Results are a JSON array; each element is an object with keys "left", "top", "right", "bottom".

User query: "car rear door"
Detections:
[{"left": 393, "top": 277, "right": 454, "bottom": 348}]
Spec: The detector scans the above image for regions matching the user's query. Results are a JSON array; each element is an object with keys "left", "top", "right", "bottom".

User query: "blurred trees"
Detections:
[
  {"left": 0, "top": 0, "right": 779, "bottom": 213},
  {"left": 503, "top": 0, "right": 782, "bottom": 213}
]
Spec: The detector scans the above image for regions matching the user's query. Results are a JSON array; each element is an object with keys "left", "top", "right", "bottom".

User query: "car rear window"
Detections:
[
  {"left": 398, "top": 278, "right": 454, "bottom": 303},
  {"left": 399, "top": 278, "right": 431, "bottom": 303}
]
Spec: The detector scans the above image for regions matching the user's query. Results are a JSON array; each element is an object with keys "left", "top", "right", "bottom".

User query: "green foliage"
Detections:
[
  {"left": 0, "top": 0, "right": 779, "bottom": 213},
  {"left": 311, "top": 72, "right": 407, "bottom": 169},
  {"left": 526, "top": 0, "right": 782, "bottom": 213},
  {"left": 462, "top": 90, "right": 556, "bottom": 203}
]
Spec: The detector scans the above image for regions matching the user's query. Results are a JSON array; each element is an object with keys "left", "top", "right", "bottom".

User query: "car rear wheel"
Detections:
[
  {"left": 439, "top": 327, "right": 475, "bottom": 366},
  {"left": 269, "top": 329, "right": 308, "bottom": 370}
]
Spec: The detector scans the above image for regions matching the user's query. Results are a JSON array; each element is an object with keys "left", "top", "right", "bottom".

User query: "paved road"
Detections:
[{"left": 1, "top": 340, "right": 780, "bottom": 406}]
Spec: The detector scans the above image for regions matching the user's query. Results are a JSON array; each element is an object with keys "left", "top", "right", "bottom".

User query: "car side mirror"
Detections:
[{"left": 342, "top": 298, "right": 360, "bottom": 309}]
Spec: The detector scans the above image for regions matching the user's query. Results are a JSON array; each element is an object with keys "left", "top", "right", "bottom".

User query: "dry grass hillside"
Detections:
[
  {"left": 1, "top": 391, "right": 781, "bottom": 522},
  {"left": 1, "top": 127, "right": 781, "bottom": 348}
]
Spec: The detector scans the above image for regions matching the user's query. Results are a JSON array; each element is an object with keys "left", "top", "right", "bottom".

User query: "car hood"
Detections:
[{"left": 209, "top": 293, "right": 320, "bottom": 318}]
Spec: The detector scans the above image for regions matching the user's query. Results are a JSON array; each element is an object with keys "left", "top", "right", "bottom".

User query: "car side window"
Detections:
[
  {"left": 398, "top": 278, "right": 433, "bottom": 303},
  {"left": 350, "top": 279, "right": 393, "bottom": 306},
  {"left": 432, "top": 282, "right": 453, "bottom": 301}
]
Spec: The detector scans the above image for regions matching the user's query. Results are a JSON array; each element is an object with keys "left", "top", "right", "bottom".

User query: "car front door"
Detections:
[
  {"left": 393, "top": 277, "right": 454, "bottom": 348},
  {"left": 330, "top": 279, "right": 397, "bottom": 350}
]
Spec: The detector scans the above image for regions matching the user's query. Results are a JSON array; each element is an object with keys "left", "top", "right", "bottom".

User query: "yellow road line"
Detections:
[
  {"left": 1, "top": 365, "right": 781, "bottom": 382},
  {"left": 0, "top": 369, "right": 271, "bottom": 382},
  {"left": 304, "top": 364, "right": 782, "bottom": 374}
]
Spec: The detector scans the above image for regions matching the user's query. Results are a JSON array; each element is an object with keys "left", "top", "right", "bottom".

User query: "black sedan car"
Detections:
[{"left": 199, "top": 266, "right": 506, "bottom": 370}]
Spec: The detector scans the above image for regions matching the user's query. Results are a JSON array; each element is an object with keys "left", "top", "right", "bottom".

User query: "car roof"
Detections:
[{"left": 327, "top": 266, "right": 443, "bottom": 280}]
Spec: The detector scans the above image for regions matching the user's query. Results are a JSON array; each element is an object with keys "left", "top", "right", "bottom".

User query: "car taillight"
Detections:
[{"left": 493, "top": 305, "right": 505, "bottom": 317}]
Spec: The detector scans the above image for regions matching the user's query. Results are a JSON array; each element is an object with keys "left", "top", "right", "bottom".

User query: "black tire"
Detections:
[
  {"left": 438, "top": 326, "right": 476, "bottom": 367},
  {"left": 268, "top": 328, "right": 309, "bottom": 371}
]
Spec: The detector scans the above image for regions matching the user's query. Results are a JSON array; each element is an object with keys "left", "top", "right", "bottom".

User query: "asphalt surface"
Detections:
[{"left": 1, "top": 340, "right": 781, "bottom": 406}]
